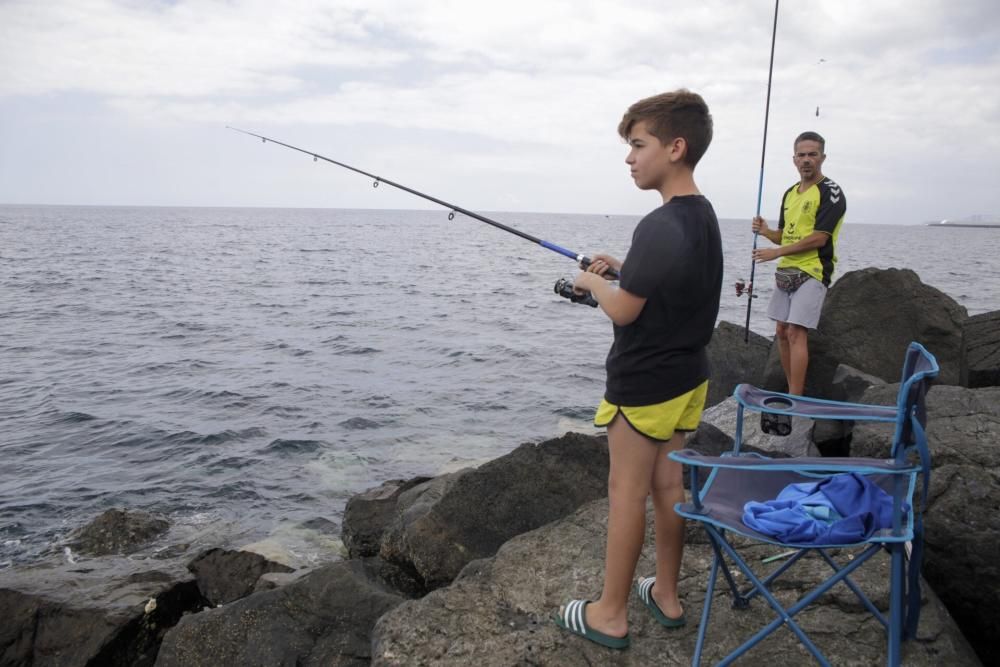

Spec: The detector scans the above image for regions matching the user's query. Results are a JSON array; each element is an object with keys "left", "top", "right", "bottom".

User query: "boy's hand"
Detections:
[
  {"left": 582, "top": 253, "right": 621, "bottom": 278},
  {"left": 751, "top": 216, "right": 769, "bottom": 234},
  {"left": 573, "top": 271, "right": 600, "bottom": 295}
]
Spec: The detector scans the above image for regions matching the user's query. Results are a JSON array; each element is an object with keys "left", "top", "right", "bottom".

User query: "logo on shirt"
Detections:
[{"left": 825, "top": 179, "right": 842, "bottom": 204}]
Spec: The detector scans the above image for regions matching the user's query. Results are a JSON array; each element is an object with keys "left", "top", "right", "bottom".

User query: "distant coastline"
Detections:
[{"left": 926, "top": 215, "right": 1000, "bottom": 228}]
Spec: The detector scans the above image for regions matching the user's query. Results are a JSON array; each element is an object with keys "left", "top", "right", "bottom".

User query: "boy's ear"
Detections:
[{"left": 668, "top": 137, "right": 688, "bottom": 163}]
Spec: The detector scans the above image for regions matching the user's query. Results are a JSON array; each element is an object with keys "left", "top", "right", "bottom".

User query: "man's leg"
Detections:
[
  {"left": 649, "top": 430, "right": 687, "bottom": 619},
  {"left": 775, "top": 321, "right": 792, "bottom": 391},
  {"left": 785, "top": 323, "right": 809, "bottom": 395},
  {"left": 585, "top": 415, "right": 660, "bottom": 638}
]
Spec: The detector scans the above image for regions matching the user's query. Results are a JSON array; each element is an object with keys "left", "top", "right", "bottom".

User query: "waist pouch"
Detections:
[{"left": 775, "top": 267, "right": 811, "bottom": 292}]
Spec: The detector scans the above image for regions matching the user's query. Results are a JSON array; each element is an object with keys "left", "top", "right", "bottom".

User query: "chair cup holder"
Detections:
[{"left": 760, "top": 411, "right": 792, "bottom": 436}]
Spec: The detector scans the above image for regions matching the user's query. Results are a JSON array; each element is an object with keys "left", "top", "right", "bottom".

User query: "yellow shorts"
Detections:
[{"left": 594, "top": 380, "right": 709, "bottom": 442}]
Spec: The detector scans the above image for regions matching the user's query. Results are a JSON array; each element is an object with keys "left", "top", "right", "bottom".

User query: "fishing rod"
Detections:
[
  {"left": 227, "top": 127, "right": 617, "bottom": 305},
  {"left": 741, "top": 0, "right": 780, "bottom": 342}
]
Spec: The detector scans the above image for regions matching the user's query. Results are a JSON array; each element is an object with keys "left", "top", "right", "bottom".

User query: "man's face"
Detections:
[{"left": 793, "top": 140, "right": 825, "bottom": 182}]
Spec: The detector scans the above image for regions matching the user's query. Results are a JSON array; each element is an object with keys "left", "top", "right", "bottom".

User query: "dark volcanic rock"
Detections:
[
  {"left": 371, "top": 499, "right": 979, "bottom": 666},
  {"left": 377, "top": 432, "right": 609, "bottom": 593},
  {"left": 961, "top": 309, "right": 1000, "bottom": 388},
  {"left": 762, "top": 268, "right": 967, "bottom": 397},
  {"left": 155, "top": 560, "right": 403, "bottom": 667},
  {"left": 342, "top": 477, "right": 433, "bottom": 559},
  {"left": 852, "top": 383, "right": 1000, "bottom": 662},
  {"left": 686, "top": 421, "right": 735, "bottom": 456},
  {"left": 70, "top": 508, "right": 170, "bottom": 556},
  {"left": 0, "top": 560, "right": 204, "bottom": 667},
  {"left": 187, "top": 548, "right": 294, "bottom": 606},
  {"left": 705, "top": 320, "right": 771, "bottom": 407},
  {"left": 829, "top": 362, "right": 886, "bottom": 403}
]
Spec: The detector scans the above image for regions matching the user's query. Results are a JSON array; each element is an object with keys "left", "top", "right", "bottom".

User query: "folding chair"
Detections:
[{"left": 671, "top": 342, "right": 939, "bottom": 666}]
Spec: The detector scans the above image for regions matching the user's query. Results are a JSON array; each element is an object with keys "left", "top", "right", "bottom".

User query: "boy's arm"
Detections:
[{"left": 573, "top": 272, "right": 645, "bottom": 326}]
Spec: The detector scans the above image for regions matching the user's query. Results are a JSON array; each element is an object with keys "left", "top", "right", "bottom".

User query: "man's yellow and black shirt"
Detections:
[{"left": 777, "top": 178, "right": 846, "bottom": 286}]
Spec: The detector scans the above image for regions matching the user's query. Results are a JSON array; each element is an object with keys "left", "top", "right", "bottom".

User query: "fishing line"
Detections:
[
  {"left": 742, "top": 0, "right": 780, "bottom": 342},
  {"left": 227, "top": 127, "right": 618, "bottom": 293}
]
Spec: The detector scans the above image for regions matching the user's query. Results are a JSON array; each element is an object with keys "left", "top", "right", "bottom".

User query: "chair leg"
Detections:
[
  {"left": 705, "top": 528, "right": 749, "bottom": 607},
  {"left": 692, "top": 551, "right": 720, "bottom": 666},
  {"left": 888, "top": 543, "right": 904, "bottom": 667},
  {"left": 818, "top": 549, "right": 887, "bottom": 628}
]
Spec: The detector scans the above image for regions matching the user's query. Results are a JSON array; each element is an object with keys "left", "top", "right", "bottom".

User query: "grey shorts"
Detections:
[{"left": 767, "top": 276, "right": 827, "bottom": 329}]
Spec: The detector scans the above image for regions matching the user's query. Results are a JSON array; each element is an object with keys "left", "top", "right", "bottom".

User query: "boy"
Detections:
[{"left": 555, "top": 89, "right": 722, "bottom": 649}]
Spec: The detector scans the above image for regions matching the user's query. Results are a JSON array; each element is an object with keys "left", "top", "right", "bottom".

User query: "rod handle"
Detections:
[{"left": 578, "top": 256, "right": 620, "bottom": 280}]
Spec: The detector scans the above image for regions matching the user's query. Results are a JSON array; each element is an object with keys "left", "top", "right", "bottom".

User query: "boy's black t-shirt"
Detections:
[{"left": 604, "top": 195, "right": 723, "bottom": 406}]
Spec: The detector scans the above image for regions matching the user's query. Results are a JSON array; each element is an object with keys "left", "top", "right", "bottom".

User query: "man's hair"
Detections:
[
  {"left": 794, "top": 131, "right": 825, "bottom": 152},
  {"left": 617, "top": 89, "right": 713, "bottom": 167}
]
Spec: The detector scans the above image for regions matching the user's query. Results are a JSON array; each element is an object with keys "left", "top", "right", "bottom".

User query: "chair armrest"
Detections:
[
  {"left": 668, "top": 449, "right": 919, "bottom": 475},
  {"left": 733, "top": 384, "right": 898, "bottom": 422}
]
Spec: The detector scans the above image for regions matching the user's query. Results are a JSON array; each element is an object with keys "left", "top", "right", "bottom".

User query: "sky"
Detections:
[{"left": 1, "top": 0, "right": 998, "bottom": 224}]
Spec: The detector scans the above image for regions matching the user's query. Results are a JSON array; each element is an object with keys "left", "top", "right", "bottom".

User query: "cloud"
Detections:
[
  {"left": 1, "top": 0, "right": 999, "bottom": 221},
  {"left": 0, "top": 0, "right": 407, "bottom": 97}
]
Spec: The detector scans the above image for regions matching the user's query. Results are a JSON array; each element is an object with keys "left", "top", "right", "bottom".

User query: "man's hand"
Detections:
[
  {"left": 751, "top": 216, "right": 769, "bottom": 234},
  {"left": 752, "top": 247, "right": 781, "bottom": 263}
]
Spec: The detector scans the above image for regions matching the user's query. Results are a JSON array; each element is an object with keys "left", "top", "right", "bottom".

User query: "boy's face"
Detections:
[{"left": 625, "top": 121, "right": 676, "bottom": 192}]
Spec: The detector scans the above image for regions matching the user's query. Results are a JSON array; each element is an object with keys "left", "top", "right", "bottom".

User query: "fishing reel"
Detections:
[
  {"left": 554, "top": 278, "right": 599, "bottom": 308},
  {"left": 734, "top": 279, "right": 758, "bottom": 299}
]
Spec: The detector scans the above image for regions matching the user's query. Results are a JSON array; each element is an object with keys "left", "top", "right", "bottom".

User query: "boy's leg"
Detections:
[
  {"left": 585, "top": 414, "right": 661, "bottom": 638},
  {"left": 649, "top": 430, "right": 687, "bottom": 619}
]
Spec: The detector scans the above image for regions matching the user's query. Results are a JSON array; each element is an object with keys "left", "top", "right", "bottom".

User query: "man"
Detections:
[{"left": 752, "top": 131, "right": 846, "bottom": 417}]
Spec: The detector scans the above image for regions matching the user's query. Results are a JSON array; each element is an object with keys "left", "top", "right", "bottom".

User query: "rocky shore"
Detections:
[{"left": 2, "top": 267, "right": 997, "bottom": 666}]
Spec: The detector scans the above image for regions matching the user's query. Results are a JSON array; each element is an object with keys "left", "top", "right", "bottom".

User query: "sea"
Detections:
[{"left": 1, "top": 205, "right": 996, "bottom": 570}]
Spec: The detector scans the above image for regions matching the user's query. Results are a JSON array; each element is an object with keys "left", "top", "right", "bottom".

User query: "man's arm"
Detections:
[
  {"left": 752, "top": 216, "right": 783, "bottom": 245},
  {"left": 752, "top": 230, "right": 829, "bottom": 263}
]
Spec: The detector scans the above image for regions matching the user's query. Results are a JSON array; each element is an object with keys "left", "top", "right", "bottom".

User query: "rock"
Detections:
[
  {"left": 155, "top": 560, "right": 403, "bottom": 667},
  {"left": 762, "top": 268, "right": 967, "bottom": 397},
  {"left": 297, "top": 517, "right": 339, "bottom": 536},
  {"left": 70, "top": 508, "right": 170, "bottom": 556},
  {"left": 252, "top": 570, "right": 307, "bottom": 594},
  {"left": 187, "top": 548, "right": 295, "bottom": 606},
  {"left": 810, "top": 418, "right": 852, "bottom": 457},
  {"left": 961, "top": 310, "right": 1000, "bottom": 388},
  {"left": 0, "top": 557, "right": 205, "bottom": 666},
  {"left": 371, "top": 498, "right": 980, "bottom": 666},
  {"left": 699, "top": 397, "right": 820, "bottom": 457},
  {"left": 852, "top": 383, "right": 1000, "bottom": 662},
  {"left": 342, "top": 477, "right": 433, "bottom": 559},
  {"left": 830, "top": 362, "right": 886, "bottom": 403},
  {"left": 705, "top": 321, "right": 771, "bottom": 407},
  {"left": 685, "top": 421, "right": 735, "bottom": 456},
  {"left": 377, "top": 432, "right": 609, "bottom": 594},
  {"left": 810, "top": 362, "right": 888, "bottom": 458}
]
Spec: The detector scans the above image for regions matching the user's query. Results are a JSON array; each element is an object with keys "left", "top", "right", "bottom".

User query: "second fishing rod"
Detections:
[{"left": 228, "top": 127, "right": 617, "bottom": 308}]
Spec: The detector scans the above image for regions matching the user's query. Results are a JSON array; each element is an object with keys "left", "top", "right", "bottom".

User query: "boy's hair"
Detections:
[
  {"left": 794, "top": 131, "right": 825, "bottom": 152},
  {"left": 617, "top": 89, "right": 713, "bottom": 167}
]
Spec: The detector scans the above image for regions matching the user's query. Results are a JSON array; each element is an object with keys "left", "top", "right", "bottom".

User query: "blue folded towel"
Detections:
[{"left": 743, "top": 472, "right": 907, "bottom": 545}]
